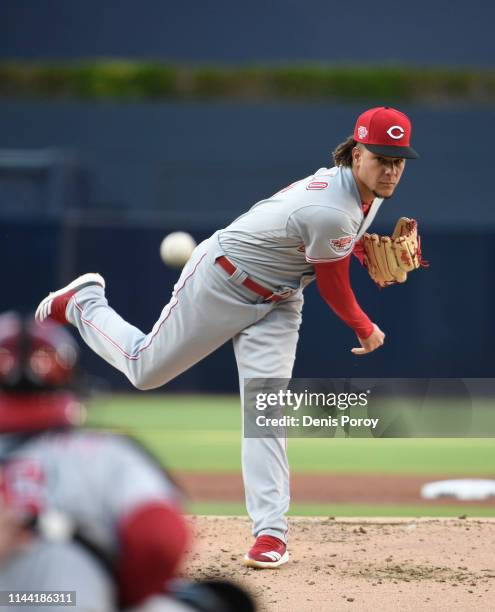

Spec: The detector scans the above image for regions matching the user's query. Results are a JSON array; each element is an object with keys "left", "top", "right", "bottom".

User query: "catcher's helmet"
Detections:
[{"left": 0, "top": 312, "right": 85, "bottom": 432}]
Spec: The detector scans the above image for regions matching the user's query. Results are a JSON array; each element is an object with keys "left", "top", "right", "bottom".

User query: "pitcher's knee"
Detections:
[
  {"left": 131, "top": 378, "right": 156, "bottom": 391},
  {"left": 130, "top": 373, "right": 160, "bottom": 391},
  {"left": 129, "top": 367, "right": 171, "bottom": 391}
]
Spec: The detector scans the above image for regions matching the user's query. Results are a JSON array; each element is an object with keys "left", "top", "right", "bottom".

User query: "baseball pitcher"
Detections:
[{"left": 35, "top": 106, "right": 424, "bottom": 569}]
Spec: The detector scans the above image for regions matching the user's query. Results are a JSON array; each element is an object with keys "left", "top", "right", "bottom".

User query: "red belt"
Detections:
[{"left": 216, "top": 256, "right": 285, "bottom": 302}]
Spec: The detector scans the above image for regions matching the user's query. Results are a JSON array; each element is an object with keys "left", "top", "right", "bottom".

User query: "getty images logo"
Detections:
[{"left": 386, "top": 125, "right": 405, "bottom": 140}]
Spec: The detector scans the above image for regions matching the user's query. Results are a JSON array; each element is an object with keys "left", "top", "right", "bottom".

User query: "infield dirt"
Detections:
[
  {"left": 183, "top": 516, "right": 495, "bottom": 612},
  {"left": 178, "top": 472, "right": 495, "bottom": 506}
]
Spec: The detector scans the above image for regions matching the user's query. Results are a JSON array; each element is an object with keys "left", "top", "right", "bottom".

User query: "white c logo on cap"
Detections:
[{"left": 387, "top": 125, "right": 405, "bottom": 140}]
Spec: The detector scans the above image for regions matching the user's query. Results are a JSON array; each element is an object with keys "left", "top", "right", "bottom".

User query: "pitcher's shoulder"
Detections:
[{"left": 282, "top": 168, "right": 359, "bottom": 218}]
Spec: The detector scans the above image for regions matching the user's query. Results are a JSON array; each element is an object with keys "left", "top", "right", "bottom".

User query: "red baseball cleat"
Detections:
[
  {"left": 244, "top": 535, "right": 289, "bottom": 569},
  {"left": 35, "top": 273, "right": 105, "bottom": 325}
]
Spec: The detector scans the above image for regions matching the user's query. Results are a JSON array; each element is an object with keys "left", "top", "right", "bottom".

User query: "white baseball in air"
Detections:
[{"left": 160, "top": 231, "right": 197, "bottom": 268}]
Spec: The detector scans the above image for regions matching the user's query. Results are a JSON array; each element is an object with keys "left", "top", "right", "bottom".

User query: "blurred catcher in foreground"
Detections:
[{"left": 0, "top": 313, "right": 255, "bottom": 612}]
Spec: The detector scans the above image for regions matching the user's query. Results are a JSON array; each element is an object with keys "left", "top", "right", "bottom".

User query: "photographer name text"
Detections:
[{"left": 255, "top": 414, "right": 379, "bottom": 429}]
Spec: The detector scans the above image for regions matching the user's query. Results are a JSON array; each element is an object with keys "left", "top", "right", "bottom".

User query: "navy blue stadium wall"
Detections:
[
  {"left": 0, "top": 100, "right": 493, "bottom": 391},
  {"left": 1, "top": 100, "right": 494, "bottom": 230},
  {"left": 1, "top": 1, "right": 492, "bottom": 67},
  {"left": 1, "top": 219, "right": 494, "bottom": 391}
]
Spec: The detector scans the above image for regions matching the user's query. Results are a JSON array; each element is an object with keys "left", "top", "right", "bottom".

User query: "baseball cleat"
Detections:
[
  {"left": 35, "top": 273, "right": 105, "bottom": 325},
  {"left": 243, "top": 535, "right": 289, "bottom": 569}
]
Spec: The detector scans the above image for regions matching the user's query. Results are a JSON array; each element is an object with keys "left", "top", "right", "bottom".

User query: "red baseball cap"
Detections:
[{"left": 353, "top": 106, "right": 419, "bottom": 159}]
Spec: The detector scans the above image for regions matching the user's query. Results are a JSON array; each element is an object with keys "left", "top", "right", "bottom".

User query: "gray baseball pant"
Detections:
[{"left": 66, "top": 233, "right": 303, "bottom": 542}]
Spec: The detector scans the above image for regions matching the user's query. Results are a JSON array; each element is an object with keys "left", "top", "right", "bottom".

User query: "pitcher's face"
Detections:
[{"left": 352, "top": 145, "right": 406, "bottom": 200}]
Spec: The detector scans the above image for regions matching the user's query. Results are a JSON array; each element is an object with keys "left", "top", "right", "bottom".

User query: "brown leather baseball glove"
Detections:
[{"left": 362, "top": 217, "right": 427, "bottom": 287}]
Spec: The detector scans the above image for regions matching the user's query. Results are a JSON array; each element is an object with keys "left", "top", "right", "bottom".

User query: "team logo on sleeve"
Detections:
[
  {"left": 1, "top": 459, "right": 46, "bottom": 514},
  {"left": 329, "top": 235, "right": 354, "bottom": 252}
]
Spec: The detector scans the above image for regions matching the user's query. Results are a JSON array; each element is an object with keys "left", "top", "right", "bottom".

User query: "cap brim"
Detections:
[{"left": 364, "top": 143, "right": 419, "bottom": 159}]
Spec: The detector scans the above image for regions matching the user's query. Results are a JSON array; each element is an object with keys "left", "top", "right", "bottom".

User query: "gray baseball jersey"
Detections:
[
  {"left": 0, "top": 431, "right": 179, "bottom": 611},
  {"left": 219, "top": 166, "right": 383, "bottom": 288},
  {"left": 56, "top": 164, "right": 381, "bottom": 545}
]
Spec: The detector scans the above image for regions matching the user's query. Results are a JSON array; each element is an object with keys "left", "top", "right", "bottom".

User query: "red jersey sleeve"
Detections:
[
  {"left": 352, "top": 201, "right": 371, "bottom": 266},
  {"left": 116, "top": 501, "right": 190, "bottom": 607},
  {"left": 315, "top": 256, "right": 374, "bottom": 339},
  {"left": 352, "top": 237, "right": 366, "bottom": 266}
]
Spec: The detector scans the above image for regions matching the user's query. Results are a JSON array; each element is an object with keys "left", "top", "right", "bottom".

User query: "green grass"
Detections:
[
  {"left": 187, "top": 501, "right": 495, "bottom": 518},
  {"left": 88, "top": 394, "right": 495, "bottom": 475}
]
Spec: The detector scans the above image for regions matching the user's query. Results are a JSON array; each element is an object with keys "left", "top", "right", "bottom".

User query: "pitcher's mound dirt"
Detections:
[{"left": 183, "top": 516, "right": 495, "bottom": 612}]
